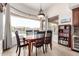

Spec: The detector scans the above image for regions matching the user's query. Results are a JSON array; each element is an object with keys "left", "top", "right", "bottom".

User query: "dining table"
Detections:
[
  {"left": 25, "top": 35, "right": 38, "bottom": 56},
  {"left": 23, "top": 34, "right": 52, "bottom": 56}
]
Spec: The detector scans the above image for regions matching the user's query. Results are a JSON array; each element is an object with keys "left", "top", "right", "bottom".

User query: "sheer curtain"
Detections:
[
  {"left": 3, "top": 4, "right": 12, "bottom": 50},
  {"left": 0, "top": 12, "right": 3, "bottom": 55}
]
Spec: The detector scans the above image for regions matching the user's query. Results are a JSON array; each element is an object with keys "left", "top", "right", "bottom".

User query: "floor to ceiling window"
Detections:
[{"left": 11, "top": 15, "right": 40, "bottom": 46}]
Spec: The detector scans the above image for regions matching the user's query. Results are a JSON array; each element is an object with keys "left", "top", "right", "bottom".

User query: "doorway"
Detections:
[{"left": 48, "top": 15, "right": 59, "bottom": 43}]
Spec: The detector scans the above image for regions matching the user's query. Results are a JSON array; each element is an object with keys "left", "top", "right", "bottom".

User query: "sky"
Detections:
[{"left": 11, "top": 16, "right": 40, "bottom": 28}]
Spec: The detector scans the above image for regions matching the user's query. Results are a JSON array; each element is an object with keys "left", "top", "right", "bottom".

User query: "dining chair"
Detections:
[
  {"left": 26, "top": 30, "right": 33, "bottom": 35},
  {"left": 33, "top": 30, "right": 38, "bottom": 35},
  {"left": 33, "top": 31, "right": 45, "bottom": 56},
  {"left": 15, "top": 31, "right": 28, "bottom": 56},
  {"left": 44, "top": 30, "right": 52, "bottom": 53}
]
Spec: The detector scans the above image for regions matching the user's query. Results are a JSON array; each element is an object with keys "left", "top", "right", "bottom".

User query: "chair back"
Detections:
[
  {"left": 47, "top": 30, "right": 52, "bottom": 37},
  {"left": 35, "top": 31, "right": 45, "bottom": 47},
  {"left": 15, "top": 31, "right": 20, "bottom": 46},
  {"left": 34, "top": 30, "right": 39, "bottom": 35},
  {"left": 37, "top": 31, "right": 45, "bottom": 39},
  {"left": 26, "top": 30, "right": 33, "bottom": 35},
  {"left": 45, "top": 30, "right": 52, "bottom": 44}
]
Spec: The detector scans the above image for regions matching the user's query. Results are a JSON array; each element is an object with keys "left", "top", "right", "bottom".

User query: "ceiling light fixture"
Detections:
[{"left": 38, "top": 4, "right": 45, "bottom": 19}]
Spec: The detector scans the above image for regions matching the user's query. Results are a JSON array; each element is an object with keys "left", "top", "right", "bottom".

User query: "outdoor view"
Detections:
[
  {"left": 11, "top": 15, "right": 40, "bottom": 45},
  {"left": 11, "top": 15, "right": 40, "bottom": 33}
]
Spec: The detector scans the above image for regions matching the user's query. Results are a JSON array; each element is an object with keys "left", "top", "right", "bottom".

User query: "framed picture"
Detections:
[{"left": 61, "top": 15, "right": 71, "bottom": 23}]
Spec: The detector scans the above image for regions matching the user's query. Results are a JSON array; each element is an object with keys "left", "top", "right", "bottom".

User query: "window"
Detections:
[
  {"left": 11, "top": 15, "right": 41, "bottom": 45},
  {"left": 11, "top": 16, "right": 40, "bottom": 29},
  {"left": 11, "top": 15, "right": 40, "bottom": 36}
]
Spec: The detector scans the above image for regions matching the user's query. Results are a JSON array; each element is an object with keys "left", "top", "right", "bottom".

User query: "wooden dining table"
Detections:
[
  {"left": 24, "top": 34, "right": 52, "bottom": 56},
  {"left": 25, "top": 35, "right": 38, "bottom": 56}
]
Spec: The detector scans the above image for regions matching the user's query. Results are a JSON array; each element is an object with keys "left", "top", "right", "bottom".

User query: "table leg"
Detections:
[
  {"left": 28, "top": 41, "right": 31, "bottom": 56},
  {"left": 50, "top": 43, "right": 52, "bottom": 50}
]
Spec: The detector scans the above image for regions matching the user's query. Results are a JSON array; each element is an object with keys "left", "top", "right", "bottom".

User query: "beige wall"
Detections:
[
  {"left": 47, "top": 4, "right": 73, "bottom": 43},
  {"left": 47, "top": 3, "right": 72, "bottom": 25}
]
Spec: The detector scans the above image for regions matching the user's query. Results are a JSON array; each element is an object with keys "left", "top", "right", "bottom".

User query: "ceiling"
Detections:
[
  {"left": 22, "top": 3, "right": 53, "bottom": 12},
  {"left": 10, "top": 3, "right": 53, "bottom": 16},
  {"left": 22, "top": 3, "right": 79, "bottom": 11},
  {"left": 9, "top": 3, "right": 54, "bottom": 21},
  {"left": 10, "top": 3, "right": 79, "bottom": 15},
  {"left": 9, "top": 3, "right": 79, "bottom": 24}
]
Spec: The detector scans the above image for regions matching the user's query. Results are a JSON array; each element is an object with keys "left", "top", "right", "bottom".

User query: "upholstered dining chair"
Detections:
[
  {"left": 33, "top": 31, "right": 45, "bottom": 56},
  {"left": 44, "top": 30, "right": 52, "bottom": 53},
  {"left": 15, "top": 31, "right": 28, "bottom": 56}
]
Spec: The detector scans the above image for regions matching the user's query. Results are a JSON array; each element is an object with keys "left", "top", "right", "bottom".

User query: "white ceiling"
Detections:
[
  {"left": 10, "top": 3, "right": 53, "bottom": 16},
  {"left": 22, "top": 3, "right": 53, "bottom": 11},
  {"left": 10, "top": 3, "right": 79, "bottom": 14},
  {"left": 9, "top": 3, "right": 79, "bottom": 21}
]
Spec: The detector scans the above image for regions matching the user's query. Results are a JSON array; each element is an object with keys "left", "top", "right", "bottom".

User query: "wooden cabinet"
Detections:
[
  {"left": 58, "top": 25, "right": 71, "bottom": 47},
  {"left": 72, "top": 8, "right": 79, "bottom": 26},
  {"left": 72, "top": 7, "right": 79, "bottom": 51}
]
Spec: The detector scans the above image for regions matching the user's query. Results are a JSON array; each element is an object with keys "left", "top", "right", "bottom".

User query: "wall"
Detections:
[
  {"left": 0, "top": 12, "right": 3, "bottom": 55},
  {"left": 47, "top": 3, "right": 72, "bottom": 25},
  {"left": 47, "top": 3, "right": 72, "bottom": 43}
]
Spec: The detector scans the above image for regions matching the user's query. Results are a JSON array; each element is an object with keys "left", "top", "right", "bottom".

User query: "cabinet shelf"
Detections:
[{"left": 58, "top": 25, "right": 71, "bottom": 47}]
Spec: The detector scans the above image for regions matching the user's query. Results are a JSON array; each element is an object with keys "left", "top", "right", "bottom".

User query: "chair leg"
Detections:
[
  {"left": 16, "top": 46, "right": 18, "bottom": 53},
  {"left": 36, "top": 48, "right": 37, "bottom": 56},
  {"left": 45, "top": 44, "right": 47, "bottom": 53},
  {"left": 18, "top": 47, "right": 21, "bottom": 56},
  {"left": 32, "top": 44, "right": 33, "bottom": 52},
  {"left": 50, "top": 43, "right": 52, "bottom": 50},
  {"left": 23, "top": 47, "right": 25, "bottom": 56},
  {"left": 45, "top": 44, "right": 46, "bottom": 53},
  {"left": 43, "top": 45, "right": 45, "bottom": 54}
]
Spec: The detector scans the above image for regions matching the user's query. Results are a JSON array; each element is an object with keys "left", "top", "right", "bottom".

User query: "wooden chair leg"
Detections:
[
  {"left": 23, "top": 47, "right": 25, "bottom": 54},
  {"left": 45, "top": 44, "right": 46, "bottom": 53},
  {"left": 50, "top": 43, "right": 52, "bottom": 50},
  {"left": 18, "top": 48, "right": 21, "bottom": 56},
  {"left": 45, "top": 44, "right": 47, "bottom": 53},
  {"left": 31, "top": 43, "right": 33, "bottom": 52},
  {"left": 36, "top": 48, "right": 37, "bottom": 56},
  {"left": 16, "top": 46, "right": 18, "bottom": 53},
  {"left": 43, "top": 45, "right": 45, "bottom": 54}
]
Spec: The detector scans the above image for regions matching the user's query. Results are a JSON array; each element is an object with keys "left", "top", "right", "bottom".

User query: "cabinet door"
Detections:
[{"left": 73, "top": 8, "right": 79, "bottom": 26}]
